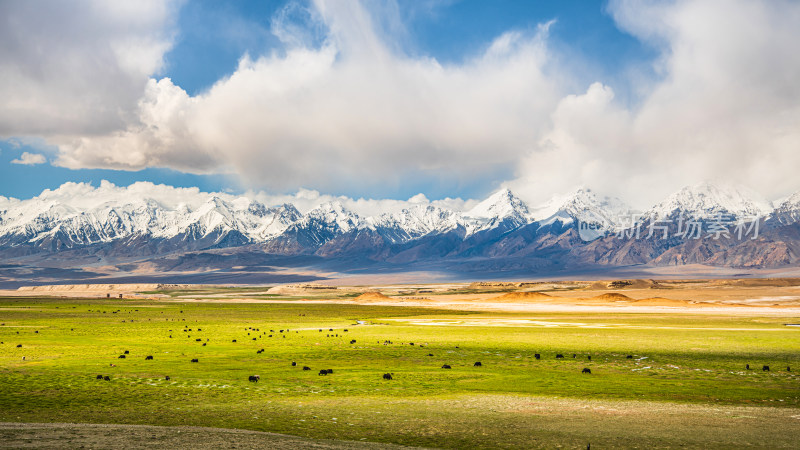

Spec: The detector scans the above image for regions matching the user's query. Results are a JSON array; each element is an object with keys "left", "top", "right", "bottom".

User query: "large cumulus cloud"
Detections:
[
  {"left": 0, "top": 0, "right": 179, "bottom": 136},
  {"left": 509, "top": 0, "right": 800, "bottom": 207},
  {"left": 3, "top": 0, "right": 800, "bottom": 209},
  {"left": 52, "top": 0, "right": 560, "bottom": 195}
]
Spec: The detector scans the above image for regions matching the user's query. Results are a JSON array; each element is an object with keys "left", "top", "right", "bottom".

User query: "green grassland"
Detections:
[{"left": 1, "top": 296, "right": 799, "bottom": 448}]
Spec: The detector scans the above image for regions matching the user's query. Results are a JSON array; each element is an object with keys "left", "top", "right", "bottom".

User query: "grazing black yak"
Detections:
[
  {"left": 318, "top": 370, "right": 328, "bottom": 376},
  {"left": 118, "top": 355, "right": 126, "bottom": 359},
  {"left": 441, "top": 364, "right": 451, "bottom": 369},
  {"left": 96, "top": 375, "right": 103, "bottom": 379},
  {"left": 534, "top": 353, "right": 540, "bottom": 360},
  {"left": 474, "top": 362, "right": 482, "bottom": 367},
  {"left": 124, "top": 350, "right": 129, "bottom": 354},
  {"left": 291, "top": 362, "right": 297, "bottom": 366},
  {"left": 165, "top": 376, "right": 171, "bottom": 381},
  {"left": 626, "top": 355, "right": 633, "bottom": 359},
  {"left": 582, "top": 368, "right": 592, "bottom": 374},
  {"left": 145, "top": 355, "right": 153, "bottom": 360},
  {"left": 303, "top": 366, "right": 311, "bottom": 371},
  {"left": 191, "top": 358, "right": 199, "bottom": 363},
  {"left": 103, "top": 376, "right": 111, "bottom": 381},
  {"left": 556, "top": 354, "right": 564, "bottom": 359},
  {"left": 383, "top": 373, "right": 393, "bottom": 380},
  {"left": 249, "top": 375, "right": 260, "bottom": 382},
  {"left": 763, "top": 365, "right": 770, "bottom": 371}
]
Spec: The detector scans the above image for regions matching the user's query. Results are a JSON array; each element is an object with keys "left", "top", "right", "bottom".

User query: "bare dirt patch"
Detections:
[{"left": 0, "top": 422, "right": 416, "bottom": 449}]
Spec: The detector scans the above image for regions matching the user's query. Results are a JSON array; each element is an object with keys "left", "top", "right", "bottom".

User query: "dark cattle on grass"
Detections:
[
  {"left": 165, "top": 376, "right": 170, "bottom": 381},
  {"left": 582, "top": 368, "right": 592, "bottom": 374},
  {"left": 118, "top": 355, "right": 126, "bottom": 359},
  {"left": 291, "top": 362, "right": 297, "bottom": 366},
  {"left": 249, "top": 375, "right": 260, "bottom": 382},
  {"left": 145, "top": 356, "right": 153, "bottom": 360},
  {"left": 124, "top": 350, "right": 129, "bottom": 354},
  {"left": 534, "top": 353, "right": 540, "bottom": 360},
  {"left": 474, "top": 362, "right": 482, "bottom": 367},
  {"left": 627, "top": 355, "right": 633, "bottom": 359},
  {"left": 318, "top": 370, "right": 328, "bottom": 376},
  {"left": 556, "top": 354, "right": 564, "bottom": 359},
  {"left": 763, "top": 365, "right": 770, "bottom": 371},
  {"left": 103, "top": 376, "right": 110, "bottom": 381},
  {"left": 383, "top": 373, "right": 393, "bottom": 380},
  {"left": 16, "top": 344, "right": 21, "bottom": 348},
  {"left": 96, "top": 375, "right": 103, "bottom": 379},
  {"left": 442, "top": 364, "right": 451, "bottom": 369},
  {"left": 303, "top": 366, "right": 311, "bottom": 371},
  {"left": 191, "top": 359, "right": 199, "bottom": 363},
  {"left": 746, "top": 364, "right": 750, "bottom": 370}
]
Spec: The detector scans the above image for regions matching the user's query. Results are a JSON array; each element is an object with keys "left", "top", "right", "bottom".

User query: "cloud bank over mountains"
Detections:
[{"left": 1, "top": 0, "right": 799, "bottom": 210}]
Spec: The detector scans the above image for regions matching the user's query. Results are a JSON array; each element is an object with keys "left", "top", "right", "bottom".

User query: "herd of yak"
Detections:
[
  {"left": 3, "top": 321, "right": 790, "bottom": 383},
  {"left": 83, "top": 324, "right": 791, "bottom": 383}
]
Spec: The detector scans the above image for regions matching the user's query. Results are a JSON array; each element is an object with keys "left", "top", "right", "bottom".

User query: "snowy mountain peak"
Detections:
[
  {"left": 374, "top": 203, "right": 464, "bottom": 239},
  {"left": 465, "top": 188, "right": 530, "bottom": 221},
  {"left": 531, "top": 187, "right": 633, "bottom": 229},
  {"left": 647, "top": 182, "right": 772, "bottom": 220},
  {"left": 770, "top": 190, "right": 800, "bottom": 225},
  {"left": 304, "top": 201, "right": 361, "bottom": 233}
]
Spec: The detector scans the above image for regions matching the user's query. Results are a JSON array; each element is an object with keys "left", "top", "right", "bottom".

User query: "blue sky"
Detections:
[
  {"left": 165, "top": 1, "right": 653, "bottom": 98},
  {"left": 1, "top": 0, "right": 798, "bottom": 208},
  {"left": 0, "top": 0, "right": 651, "bottom": 201}
]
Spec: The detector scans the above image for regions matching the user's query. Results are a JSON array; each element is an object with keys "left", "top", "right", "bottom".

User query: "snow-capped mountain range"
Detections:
[
  {"left": 3, "top": 180, "right": 800, "bottom": 282},
  {"left": 0, "top": 181, "right": 795, "bottom": 253},
  {"left": 0, "top": 182, "right": 586, "bottom": 250}
]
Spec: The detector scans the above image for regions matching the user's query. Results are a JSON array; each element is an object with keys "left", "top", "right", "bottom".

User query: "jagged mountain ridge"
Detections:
[{"left": 2, "top": 181, "right": 799, "bottom": 271}]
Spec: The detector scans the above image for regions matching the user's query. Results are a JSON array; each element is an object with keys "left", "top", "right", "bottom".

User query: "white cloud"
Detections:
[
  {"left": 1, "top": 180, "right": 472, "bottom": 220},
  {"left": 48, "top": 0, "right": 561, "bottom": 196},
  {"left": 509, "top": 0, "right": 800, "bottom": 209},
  {"left": 0, "top": 0, "right": 179, "bottom": 136},
  {"left": 3, "top": 0, "right": 800, "bottom": 210},
  {"left": 11, "top": 152, "right": 47, "bottom": 165}
]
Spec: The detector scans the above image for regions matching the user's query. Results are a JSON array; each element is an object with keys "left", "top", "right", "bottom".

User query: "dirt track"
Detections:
[{"left": 0, "top": 422, "right": 418, "bottom": 449}]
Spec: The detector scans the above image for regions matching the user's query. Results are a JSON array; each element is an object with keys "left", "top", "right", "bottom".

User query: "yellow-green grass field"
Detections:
[{"left": 1, "top": 295, "right": 799, "bottom": 448}]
